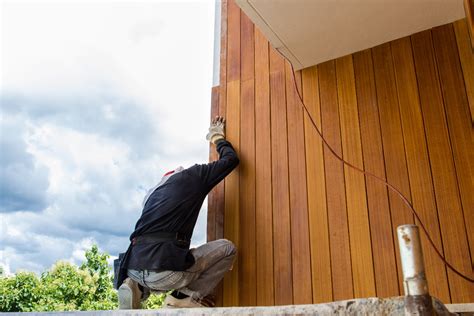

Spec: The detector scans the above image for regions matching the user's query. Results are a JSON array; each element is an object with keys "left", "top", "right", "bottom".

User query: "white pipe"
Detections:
[{"left": 397, "top": 224, "right": 429, "bottom": 296}]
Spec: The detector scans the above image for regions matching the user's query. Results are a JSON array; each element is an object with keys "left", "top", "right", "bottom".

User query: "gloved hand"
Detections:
[{"left": 206, "top": 116, "right": 225, "bottom": 144}]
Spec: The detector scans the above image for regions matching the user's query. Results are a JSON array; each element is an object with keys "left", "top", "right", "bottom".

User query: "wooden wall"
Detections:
[{"left": 208, "top": 0, "right": 474, "bottom": 305}]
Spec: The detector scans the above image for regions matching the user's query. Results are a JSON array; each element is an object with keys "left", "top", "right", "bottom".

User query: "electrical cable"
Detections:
[{"left": 277, "top": 50, "right": 474, "bottom": 283}]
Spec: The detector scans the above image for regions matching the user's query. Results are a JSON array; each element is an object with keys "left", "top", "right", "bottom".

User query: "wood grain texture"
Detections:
[
  {"left": 318, "top": 60, "right": 354, "bottom": 301},
  {"left": 412, "top": 29, "right": 474, "bottom": 303},
  {"left": 302, "top": 66, "right": 333, "bottom": 303},
  {"left": 227, "top": 0, "right": 240, "bottom": 82},
  {"left": 214, "top": 1, "right": 228, "bottom": 306},
  {"left": 238, "top": 12, "right": 256, "bottom": 306},
  {"left": 372, "top": 43, "right": 413, "bottom": 294},
  {"left": 454, "top": 19, "right": 474, "bottom": 124},
  {"left": 432, "top": 25, "right": 474, "bottom": 301},
  {"left": 285, "top": 62, "right": 312, "bottom": 304},
  {"left": 223, "top": 80, "right": 240, "bottom": 306},
  {"left": 452, "top": 19, "right": 474, "bottom": 268},
  {"left": 353, "top": 49, "right": 399, "bottom": 298},
  {"left": 269, "top": 47, "right": 293, "bottom": 305},
  {"left": 254, "top": 27, "right": 274, "bottom": 306},
  {"left": 216, "top": 0, "right": 228, "bottom": 243},
  {"left": 208, "top": 86, "right": 220, "bottom": 242},
  {"left": 335, "top": 55, "right": 376, "bottom": 298},
  {"left": 391, "top": 37, "right": 450, "bottom": 302},
  {"left": 215, "top": 6, "right": 474, "bottom": 304},
  {"left": 464, "top": 0, "right": 474, "bottom": 49},
  {"left": 223, "top": 1, "right": 241, "bottom": 306}
]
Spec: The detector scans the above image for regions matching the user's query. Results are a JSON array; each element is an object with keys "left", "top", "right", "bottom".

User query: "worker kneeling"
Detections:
[{"left": 115, "top": 116, "right": 239, "bottom": 309}]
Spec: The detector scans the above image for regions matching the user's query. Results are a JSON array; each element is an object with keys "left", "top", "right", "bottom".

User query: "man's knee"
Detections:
[{"left": 216, "top": 239, "right": 237, "bottom": 257}]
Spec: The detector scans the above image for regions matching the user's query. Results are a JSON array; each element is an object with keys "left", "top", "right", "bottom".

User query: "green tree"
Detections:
[
  {"left": 0, "top": 245, "right": 166, "bottom": 312},
  {"left": 0, "top": 245, "right": 124, "bottom": 312},
  {"left": 0, "top": 271, "right": 41, "bottom": 312}
]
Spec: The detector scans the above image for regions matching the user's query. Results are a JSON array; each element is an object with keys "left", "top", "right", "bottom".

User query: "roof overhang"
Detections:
[{"left": 236, "top": 0, "right": 466, "bottom": 70}]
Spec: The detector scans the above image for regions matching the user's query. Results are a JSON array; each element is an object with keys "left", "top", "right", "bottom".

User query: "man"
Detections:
[{"left": 116, "top": 116, "right": 239, "bottom": 309}]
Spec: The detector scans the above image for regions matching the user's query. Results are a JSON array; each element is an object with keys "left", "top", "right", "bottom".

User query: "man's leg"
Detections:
[
  {"left": 118, "top": 275, "right": 146, "bottom": 309},
  {"left": 179, "top": 239, "right": 236, "bottom": 300}
]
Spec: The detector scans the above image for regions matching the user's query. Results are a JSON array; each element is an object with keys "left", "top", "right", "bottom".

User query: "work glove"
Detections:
[{"left": 206, "top": 116, "right": 225, "bottom": 144}]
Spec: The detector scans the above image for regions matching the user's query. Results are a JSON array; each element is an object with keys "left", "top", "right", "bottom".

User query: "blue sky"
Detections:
[{"left": 0, "top": 0, "right": 216, "bottom": 274}]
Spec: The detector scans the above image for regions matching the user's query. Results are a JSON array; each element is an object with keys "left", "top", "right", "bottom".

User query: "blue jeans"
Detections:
[{"left": 128, "top": 239, "right": 236, "bottom": 300}]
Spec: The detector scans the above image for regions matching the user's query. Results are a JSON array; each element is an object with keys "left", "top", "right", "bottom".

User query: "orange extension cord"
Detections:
[{"left": 278, "top": 50, "right": 474, "bottom": 284}]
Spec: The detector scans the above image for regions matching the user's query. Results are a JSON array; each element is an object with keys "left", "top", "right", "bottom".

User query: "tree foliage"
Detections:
[{"left": 0, "top": 245, "right": 164, "bottom": 312}]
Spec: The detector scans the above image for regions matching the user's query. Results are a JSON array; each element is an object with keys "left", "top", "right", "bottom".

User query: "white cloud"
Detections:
[{"left": 1, "top": 0, "right": 215, "bottom": 274}]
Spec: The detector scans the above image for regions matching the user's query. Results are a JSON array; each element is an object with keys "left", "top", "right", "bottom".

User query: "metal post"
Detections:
[{"left": 397, "top": 224, "right": 434, "bottom": 315}]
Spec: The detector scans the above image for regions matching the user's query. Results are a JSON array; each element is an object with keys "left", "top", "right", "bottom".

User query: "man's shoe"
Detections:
[
  {"left": 118, "top": 277, "right": 142, "bottom": 309},
  {"left": 163, "top": 294, "right": 208, "bottom": 308}
]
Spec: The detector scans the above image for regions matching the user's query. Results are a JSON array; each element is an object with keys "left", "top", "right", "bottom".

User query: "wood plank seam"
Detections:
[
  {"left": 431, "top": 26, "right": 473, "bottom": 270},
  {"left": 316, "top": 69, "right": 335, "bottom": 303},
  {"left": 448, "top": 22, "right": 474, "bottom": 268},
  {"left": 352, "top": 53, "right": 380, "bottom": 297},
  {"left": 369, "top": 48, "right": 402, "bottom": 296},
  {"left": 333, "top": 61, "right": 356, "bottom": 299},
  {"left": 412, "top": 29, "right": 473, "bottom": 302},
  {"left": 408, "top": 36, "right": 451, "bottom": 299},
  {"left": 431, "top": 24, "right": 474, "bottom": 301},
  {"left": 390, "top": 37, "right": 450, "bottom": 302},
  {"left": 299, "top": 69, "right": 318, "bottom": 304}
]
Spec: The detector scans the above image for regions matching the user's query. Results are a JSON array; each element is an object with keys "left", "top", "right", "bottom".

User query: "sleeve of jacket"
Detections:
[{"left": 188, "top": 140, "right": 239, "bottom": 191}]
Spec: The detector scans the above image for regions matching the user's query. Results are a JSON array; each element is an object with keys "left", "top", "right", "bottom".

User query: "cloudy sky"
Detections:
[{"left": 1, "top": 0, "right": 217, "bottom": 275}]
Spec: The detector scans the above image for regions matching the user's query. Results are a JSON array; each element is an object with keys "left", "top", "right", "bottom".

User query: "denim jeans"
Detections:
[{"left": 128, "top": 239, "right": 236, "bottom": 300}]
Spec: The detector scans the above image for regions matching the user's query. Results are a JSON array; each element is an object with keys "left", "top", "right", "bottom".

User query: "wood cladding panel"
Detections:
[
  {"left": 223, "top": 79, "right": 240, "bottom": 306},
  {"left": 238, "top": 12, "right": 256, "bottom": 306},
  {"left": 207, "top": 86, "right": 220, "bottom": 242},
  {"left": 285, "top": 62, "right": 312, "bottom": 304},
  {"left": 353, "top": 49, "right": 399, "bottom": 298},
  {"left": 432, "top": 24, "right": 474, "bottom": 298},
  {"left": 454, "top": 19, "right": 474, "bottom": 124},
  {"left": 254, "top": 27, "right": 274, "bottom": 306},
  {"left": 433, "top": 24, "right": 474, "bottom": 269},
  {"left": 302, "top": 66, "right": 333, "bottom": 304},
  {"left": 269, "top": 48, "right": 293, "bottom": 305},
  {"left": 223, "top": 0, "right": 241, "bottom": 306},
  {"left": 319, "top": 60, "right": 354, "bottom": 301},
  {"left": 391, "top": 37, "right": 450, "bottom": 302},
  {"left": 371, "top": 43, "right": 414, "bottom": 294},
  {"left": 336, "top": 55, "right": 376, "bottom": 298},
  {"left": 210, "top": 1, "right": 473, "bottom": 305},
  {"left": 412, "top": 29, "right": 474, "bottom": 303}
]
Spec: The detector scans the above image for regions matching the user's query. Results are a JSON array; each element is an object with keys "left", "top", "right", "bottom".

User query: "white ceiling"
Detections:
[{"left": 236, "top": 0, "right": 466, "bottom": 70}]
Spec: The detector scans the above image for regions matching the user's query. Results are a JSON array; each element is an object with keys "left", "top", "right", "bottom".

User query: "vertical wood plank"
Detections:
[
  {"left": 216, "top": 0, "right": 228, "bottom": 243},
  {"left": 285, "top": 62, "right": 312, "bottom": 304},
  {"left": 372, "top": 43, "right": 413, "bottom": 294},
  {"left": 227, "top": 0, "right": 240, "bottom": 82},
  {"left": 353, "top": 49, "right": 399, "bottom": 297},
  {"left": 412, "top": 29, "right": 474, "bottom": 303},
  {"left": 223, "top": 80, "right": 240, "bottom": 307},
  {"left": 208, "top": 86, "right": 220, "bottom": 242},
  {"left": 318, "top": 60, "right": 354, "bottom": 300},
  {"left": 432, "top": 24, "right": 474, "bottom": 301},
  {"left": 391, "top": 37, "right": 450, "bottom": 302},
  {"left": 223, "top": 0, "right": 240, "bottom": 306},
  {"left": 302, "top": 66, "right": 333, "bottom": 303},
  {"left": 238, "top": 12, "right": 256, "bottom": 306},
  {"left": 335, "top": 55, "right": 376, "bottom": 298},
  {"left": 269, "top": 47, "right": 293, "bottom": 305},
  {"left": 454, "top": 19, "right": 474, "bottom": 124},
  {"left": 254, "top": 27, "right": 274, "bottom": 306},
  {"left": 452, "top": 19, "right": 474, "bottom": 267},
  {"left": 214, "top": 1, "right": 228, "bottom": 306}
]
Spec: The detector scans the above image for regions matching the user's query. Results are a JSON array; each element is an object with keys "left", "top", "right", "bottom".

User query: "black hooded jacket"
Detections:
[{"left": 126, "top": 140, "right": 239, "bottom": 272}]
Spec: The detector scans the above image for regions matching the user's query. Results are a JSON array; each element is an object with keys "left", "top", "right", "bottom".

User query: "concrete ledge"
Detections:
[{"left": 1, "top": 297, "right": 456, "bottom": 315}]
